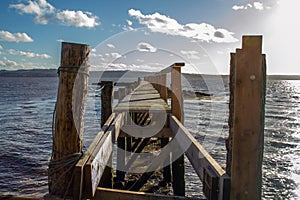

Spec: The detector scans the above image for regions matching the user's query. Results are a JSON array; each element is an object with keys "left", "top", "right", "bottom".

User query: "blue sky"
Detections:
[{"left": 0, "top": 0, "right": 298, "bottom": 74}]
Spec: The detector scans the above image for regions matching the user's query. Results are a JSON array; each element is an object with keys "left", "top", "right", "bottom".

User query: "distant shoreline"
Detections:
[{"left": 1, "top": 69, "right": 300, "bottom": 80}]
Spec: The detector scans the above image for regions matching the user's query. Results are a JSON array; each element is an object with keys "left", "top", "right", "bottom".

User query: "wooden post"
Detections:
[
  {"left": 118, "top": 88, "right": 126, "bottom": 101},
  {"left": 49, "top": 42, "right": 89, "bottom": 197},
  {"left": 230, "top": 36, "right": 266, "bottom": 200},
  {"left": 100, "top": 81, "right": 114, "bottom": 188},
  {"left": 171, "top": 63, "right": 185, "bottom": 196},
  {"left": 101, "top": 81, "right": 114, "bottom": 127},
  {"left": 226, "top": 53, "right": 236, "bottom": 176},
  {"left": 160, "top": 73, "right": 168, "bottom": 102}
]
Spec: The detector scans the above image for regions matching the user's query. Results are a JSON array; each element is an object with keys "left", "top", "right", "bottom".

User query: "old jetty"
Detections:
[{"left": 41, "top": 36, "right": 266, "bottom": 200}]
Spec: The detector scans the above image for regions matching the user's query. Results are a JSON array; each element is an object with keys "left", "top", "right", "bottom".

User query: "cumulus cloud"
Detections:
[
  {"left": 0, "top": 45, "right": 3, "bottom": 50},
  {"left": 0, "top": 30, "right": 33, "bottom": 42},
  {"left": 7, "top": 49, "right": 51, "bottom": 59},
  {"left": 106, "top": 44, "right": 115, "bottom": 48},
  {"left": 9, "top": 0, "right": 99, "bottom": 28},
  {"left": 232, "top": 2, "right": 266, "bottom": 11},
  {"left": 90, "top": 52, "right": 122, "bottom": 61},
  {"left": 128, "top": 9, "right": 238, "bottom": 43},
  {"left": 180, "top": 50, "right": 201, "bottom": 59},
  {"left": 137, "top": 42, "right": 157, "bottom": 52},
  {"left": 0, "top": 57, "right": 18, "bottom": 68}
]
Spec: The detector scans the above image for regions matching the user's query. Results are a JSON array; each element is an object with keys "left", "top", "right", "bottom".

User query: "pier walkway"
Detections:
[{"left": 47, "top": 36, "right": 267, "bottom": 200}]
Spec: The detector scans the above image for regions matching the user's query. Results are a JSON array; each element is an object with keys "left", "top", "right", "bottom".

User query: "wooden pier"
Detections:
[{"left": 46, "top": 36, "right": 267, "bottom": 200}]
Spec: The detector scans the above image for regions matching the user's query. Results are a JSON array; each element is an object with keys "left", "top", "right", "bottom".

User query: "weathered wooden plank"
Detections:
[
  {"left": 83, "top": 113, "right": 124, "bottom": 198},
  {"left": 114, "top": 81, "right": 170, "bottom": 113},
  {"left": 226, "top": 53, "right": 235, "bottom": 176},
  {"left": 84, "top": 131, "right": 113, "bottom": 198},
  {"left": 169, "top": 115, "right": 229, "bottom": 200},
  {"left": 111, "top": 112, "right": 125, "bottom": 142},
  {"left": 95, "top": 187, "right": 203, "bottom": 200},
  {"left": 231, "top": 36, "right": 265, "bottom": 200},
  {"left": 73, "top": 113, "right": 114, "bottom": 199},
  {"left": 49, "top": 42, "right": 89, "bottom": 197}
]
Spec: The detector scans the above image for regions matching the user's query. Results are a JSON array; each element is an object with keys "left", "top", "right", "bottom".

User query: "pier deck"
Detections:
[{"left": 47, "top": 36, "right": 267, "bottom": 200}]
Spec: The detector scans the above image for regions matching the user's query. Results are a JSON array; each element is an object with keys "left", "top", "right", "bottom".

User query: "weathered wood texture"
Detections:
[
  {"left": 73, "top": 114, "right": 114, "bottom": 200},
  {"left": 160, "top": 73, "right": 168, "bottom": 102},
  {"left": 84, "top": 113, "right": 124, "bottom": 199},
  {"left": 171, "top": 64, "right": 185, "bottom": 196},
  {"left": 170, "top": 115, "right": 230, "bottom": 200},
  {"left": 226, "top": 53, "right": 236, "bottom": 175},
  {"left": 101, "top": 81, "right": 114, "bottom": 127},
  {"left": 49, "top": 42, "right": 89, "bottom": 197},
  {"left": 95, "top": 187, "right": 203, "bottom": 200},
  {"left": 230, "top": 36, "right": 266, "bottom": 200},
  {"left": 115, "top": 81, "right": 170, "bottom": 113},
  {"left": 100, "top": 81, "right": 114, "bottom": 188}
]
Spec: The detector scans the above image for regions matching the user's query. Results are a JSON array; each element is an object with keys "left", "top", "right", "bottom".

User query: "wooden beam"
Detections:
[
  {"left": 169, "top": 115, "right": 230, "bottom": 200},
  {"left": 160, "top": 63, "right": 185, "bottom": 74},
  {"left": 73, "top": 113, "right": 114, "bottom": 199},
  {"left": 49, "top": 42, "right": 89, "bottom": 197},
  {"left": 95, "top": 187, "right": 203, "bottom": 200},
  {"left": 231, "top": 36, "right": 266, "bottom": 200},
  {"left": 83, "top": 113, "right": 124, "bottom": 199}
]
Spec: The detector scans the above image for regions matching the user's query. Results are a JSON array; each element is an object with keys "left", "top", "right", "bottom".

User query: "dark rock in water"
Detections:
[{"left": 183, "top": 90, "right": 211, "bottom": 99}]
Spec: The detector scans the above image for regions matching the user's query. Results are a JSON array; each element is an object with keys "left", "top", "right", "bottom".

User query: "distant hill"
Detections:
[
  {"left": 0, "top": 69, "right": 57, "bottom": 77},
  {"left": 1, "top": 69, "right": 300, "bottom": 80}
]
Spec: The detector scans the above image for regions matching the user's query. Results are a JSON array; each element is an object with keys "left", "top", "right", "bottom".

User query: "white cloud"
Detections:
[
  {"left": 106, "top": 44, "right": 115, "bottom": 48},
  {"left": 10, "top": 0, "right": 99, "bottom": 28},
  {"left": 7, "top": 49, "right": 51, "bottom": 59},
  {"left": 0, "top": 30, "right": 33, "bottom": 42},
  {"left": 0, "top": 57, "right": 18, "bottom": 68},
  {"left": 90, "top": 52, "right": 122, "bottom": 61},
  {"left": 232, "top": 5, "right": 246, "bottom": 10},
  {"left": 232, "top": 2, "right": 266, "bottom": 11},
  {"left": 0, "top": 45, "right": 3, "bottom": 50},
  {"left": 137, "top": 42, "right": 157, "bottom": 52},
  {"left": 126, "top": 20, "right": 133, "bottom": 26},
  {"left": 253, "top": 2, "right": 264, "bottom": 10},
  {"left": 128, "top": 9, "right": 238, "bottom": 43},
  {"left": 180, "top": 50, "right": 201, "bottom": 59}
]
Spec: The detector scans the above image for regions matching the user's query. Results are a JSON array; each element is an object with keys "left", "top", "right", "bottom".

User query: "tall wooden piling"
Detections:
[
  {"left": 171, "top": 63, "right": 185, "bottom": 196},
  {"left": 100, "top": 81, "right": 114, "bottom": 188},
  {"left": 49, "top": 42, "right": 89, "bottom": 197},
  {"left": 230, "top": 36, "right": 266, "bottom": 200}
]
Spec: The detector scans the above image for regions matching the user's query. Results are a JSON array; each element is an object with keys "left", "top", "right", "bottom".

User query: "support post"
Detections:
[
  {"left": 100, "top": 81, "right": 114, "bottom": 188},
  {"left": 160, "top": 73, "right": 168, "bottom": 102},
  {"left": 226, "top": 53, "right": 236, "bottom": 176},
  {"left": 171, "top": 63, "right": 185, "bottom": 196},
  {"left": 230, "top": 36, "right": 266, "bottom": 200},
  {"left": 49, "top": 42, "right": 89, "bottom": 197}
]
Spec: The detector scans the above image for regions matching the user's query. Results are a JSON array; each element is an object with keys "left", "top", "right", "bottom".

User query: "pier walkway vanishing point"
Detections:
[{"left": 45, "top": 36, "right": 266, "bottom": 200}]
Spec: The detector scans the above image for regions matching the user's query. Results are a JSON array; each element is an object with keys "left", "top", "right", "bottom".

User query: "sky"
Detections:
[{"left": 0, "top": 0, "right": 299, "bottom": 74}]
